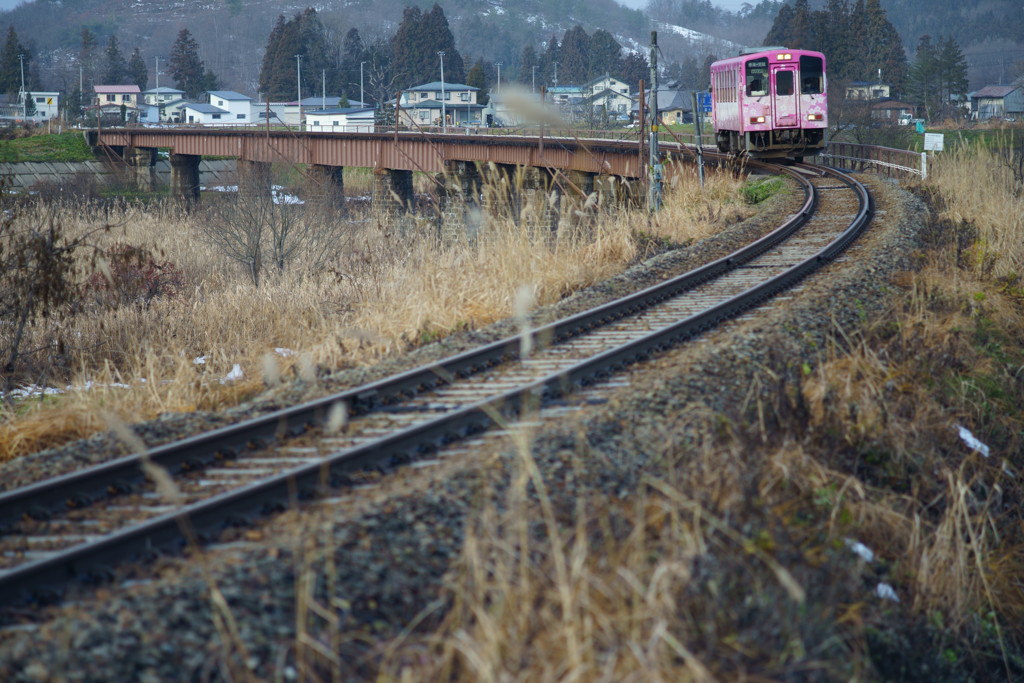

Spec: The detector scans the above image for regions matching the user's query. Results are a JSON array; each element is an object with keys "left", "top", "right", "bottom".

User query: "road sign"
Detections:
[
  {"left": 698, "top": 92, "right": 712, "bottom": 113},
  {"left": 924, "top": 133, "right": 944, "bottom": 151}
]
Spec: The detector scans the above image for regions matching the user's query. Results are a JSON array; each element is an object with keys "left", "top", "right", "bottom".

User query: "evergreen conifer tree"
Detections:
[
  {"left": 78, "top": 28, "right": 98, "bottom": 92},
  {"left": 519, "top": 45, "right": 538, "bottom": 89},
  {"left": 128, "top": 47, "right": 147, "bottom": 90},
  {"left": 0, "top": 26, "right": 24, "bottom": 96},
  {"left": 589, "top": 29, "right": 623, "bottom": 81},
  {"left": 169, "top": 28, "right": 206, "bottom": 99},
  {"left": 103, "top": 35, "right": 128, "bottom": 84},
  {"left": 559, "top": 25, "right": 590, "bottom": 85},
  {"left": 466, "top": 58, "right": 487, "bottom": 105}
]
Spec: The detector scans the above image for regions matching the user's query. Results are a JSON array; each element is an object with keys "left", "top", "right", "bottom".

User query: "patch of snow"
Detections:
[
  {"left": 876, "top": 583, "right": 900, "bottom": 602},
  {"left": 845, "top": 538, "right": 875, "bottom": 563},
  {"left": 957, "top": 425, "right": 990, "bottom": 457},
  {"left": 193, "top": 355, "right": 208, "bottom": 365},
  {"left": 222, "top": 364, "right": 244, "bottom": 382},
  {"left": 274, "top": 347, "right": 295, "bottom": 357}
]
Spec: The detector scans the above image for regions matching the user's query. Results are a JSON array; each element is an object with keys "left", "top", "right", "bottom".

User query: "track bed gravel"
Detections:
[{"left": 0, "top": 176, "right": 927, "bottom": 681}]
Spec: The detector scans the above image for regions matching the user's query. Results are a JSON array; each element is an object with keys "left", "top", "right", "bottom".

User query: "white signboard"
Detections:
[{"left": 924, "top": 133, "right": 944, "bottom": 151}]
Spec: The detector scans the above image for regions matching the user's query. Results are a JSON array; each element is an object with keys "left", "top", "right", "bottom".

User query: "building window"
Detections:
[
  {"left": 460, "top": 92, "right": 470, "bottom": 102},
  {"left": 218, "top": 100, "right": 224, "bottom": 107},
  {"left": 421, "top": 92, "right": 428, "bottom": 99},
  {"left": 333, "top": 120, "right": 339, "bottom": 126},
  {"left": 419, "top": 111, "right": 428, "bottom": 121},
  {"left": 212, "top": 113, "right": 221, "bottom": 119},
  {"left": 35, "top": 97, "right": 44, "bottom": 103},
  {"left": 236, "top": 113, "right": 245, "bottom": 119},
  {"left": 106, "top": 94, "right": 114, "bottom": 102}
]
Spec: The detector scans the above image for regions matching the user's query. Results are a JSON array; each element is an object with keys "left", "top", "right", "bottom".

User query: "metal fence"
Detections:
[{"left": 812, "top": 141, "right": 928, "bottom": 179}]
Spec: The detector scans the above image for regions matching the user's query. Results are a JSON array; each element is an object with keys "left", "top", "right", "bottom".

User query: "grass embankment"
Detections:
[
  {"left": 0, "top": 130, "right": 95, "bottom": 162},
  {"left": 0, "top": 161, "right": 750, "bottom": 459},
  {"left": 368, "top": 145, "right": 1024, "bottom": 680}
]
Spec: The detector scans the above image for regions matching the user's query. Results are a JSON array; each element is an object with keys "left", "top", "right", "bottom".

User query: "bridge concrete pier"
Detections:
[
  {"left": 595, "top": 174, "right": 643, "bottom": 210},
  {"left": 308, "top": 164, "right": 344, "bottom": 207},
  {"left": 372, "top": 168, "right": 414, "bottom": 221},
  {"left": 237, "top": 160, "right": 273, "bottom": 198},
  {"left": 519, "top": 166, "right": 561, "bottom": 240},
  {"left": 169, "top": 154, "right": 201, "bottom": 205},
  {"left": 126, "top": 147, "right": 157, "bottom": 192},
  {"left": 438, "top": 160, "right": 484, "bottom": 241}
]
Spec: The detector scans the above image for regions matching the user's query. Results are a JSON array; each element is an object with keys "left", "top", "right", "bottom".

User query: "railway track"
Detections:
[{"left": 0, "top": 160, "right": 871, "bottom": 609}]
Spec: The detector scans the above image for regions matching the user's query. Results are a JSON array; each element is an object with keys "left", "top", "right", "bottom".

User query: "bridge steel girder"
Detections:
[{"left": 88, "top": 130, "right": 644, "bottom": 178}]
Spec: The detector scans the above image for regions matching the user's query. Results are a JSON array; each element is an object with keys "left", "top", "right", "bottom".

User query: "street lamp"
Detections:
[
  {"left": 295, "top": 54, "right": 302, "bottom": 126},
  {"left": 438, "top": 50, "right": 446, "bottom": 132},
  {"left": 360, "top": 61, "right": 365, "bottom": 107}
]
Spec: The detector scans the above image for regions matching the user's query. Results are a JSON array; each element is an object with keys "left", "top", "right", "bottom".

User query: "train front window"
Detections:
[
  {"left": 800, "top": 55, "right": 824, "bottom": 94},
  {"left": 746, "top": 58, "right": 768, "bottom": 97},
  {"left": 776, "top": 70, "right": 794, "bottom": 96}
]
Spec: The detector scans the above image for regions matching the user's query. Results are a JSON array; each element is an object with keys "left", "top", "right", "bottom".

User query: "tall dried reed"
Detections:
[{"left": 0, "top": 164, "right": 746, "bottom": 461}]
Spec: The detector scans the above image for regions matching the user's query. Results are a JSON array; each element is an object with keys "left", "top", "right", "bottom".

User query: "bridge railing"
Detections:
[{"left": 811, "top": 141, "right": 928, "bottom": 179}]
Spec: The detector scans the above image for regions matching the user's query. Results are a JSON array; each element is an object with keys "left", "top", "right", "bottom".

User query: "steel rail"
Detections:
[
  {"left": 0, "top": 162, "right": 870, "bottom": 606},
  {"left": 0, "top": 156, "right": 805, "bottom": 530}
]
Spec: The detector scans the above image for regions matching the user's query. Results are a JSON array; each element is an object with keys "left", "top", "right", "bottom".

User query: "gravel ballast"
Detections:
[{"left": 0, "top": 175, "right": 928, "bottom": 681}]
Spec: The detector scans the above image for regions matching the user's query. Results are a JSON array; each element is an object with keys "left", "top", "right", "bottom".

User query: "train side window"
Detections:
[
  {"left": 745, "top": 57, "right": 768, "bottom": 97},
  {"left": 776, "top": 71, "right": 794, "bottom": 96},
  {"left": 800, "top": 55, "right": 824, "bottom": 94}
]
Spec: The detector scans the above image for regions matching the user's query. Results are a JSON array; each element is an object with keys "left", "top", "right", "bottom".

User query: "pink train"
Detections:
[{"left": 710, "top": 47, "right": 828, "bottom": 160}]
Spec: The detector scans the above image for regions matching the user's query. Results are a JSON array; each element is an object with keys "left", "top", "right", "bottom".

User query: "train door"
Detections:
[{"left": 771, "top": 65, "right": 798, "bottom": 128}]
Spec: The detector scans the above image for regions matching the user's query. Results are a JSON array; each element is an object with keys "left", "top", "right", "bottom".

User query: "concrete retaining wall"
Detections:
[{"left": 0, "top": 158, "right": 238, "bottom": 191}]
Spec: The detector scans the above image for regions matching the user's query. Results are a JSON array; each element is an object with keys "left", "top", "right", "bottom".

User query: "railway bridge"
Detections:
[{"left": 87, "top": 129, "right": 657, "bottom": 216}]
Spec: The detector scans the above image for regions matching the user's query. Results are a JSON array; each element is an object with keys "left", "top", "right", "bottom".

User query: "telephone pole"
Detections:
[{"left": 647, "top": 31, "right": 662, "bottom": 213}]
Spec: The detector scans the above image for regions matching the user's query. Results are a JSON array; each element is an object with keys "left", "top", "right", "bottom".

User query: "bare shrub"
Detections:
[
  {"left": 0, "top": 199, "right": 106, "bottom": 393},
  {"left": 84, "top": 242, "right": 187, "bottom": 309}
]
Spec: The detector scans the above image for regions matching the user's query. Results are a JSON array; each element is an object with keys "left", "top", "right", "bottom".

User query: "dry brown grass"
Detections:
[
  {"left": 372, "top": 146, "right": 1024, "bottom": 680},
  {"left": 0, "top": 165, "right": 749, "bottom": 462}
]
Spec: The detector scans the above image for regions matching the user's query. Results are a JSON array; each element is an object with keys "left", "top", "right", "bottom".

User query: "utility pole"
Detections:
[
  {"left": 295, "top": 54, "right": 302, "bottom": 127},
  {"left": 532, "top": 65, "right": 536, "bottom": 94},
  {"left": 647, "top": 31, "right": 662, "bottom": 213},
  {"left": 322, "top": 69, "right": 326, "bottom": 110},
  {"left": 438, "top": 50, "right": 446, "bottom": 132},
  {"left": 18, "top": 54, "right": 25, "bottom": 118},
  {"left": 496, "top": 62, "right": 502, "bottom": 94},
  {"left": 360, "top": 61, "right": 365, "bottom": 106}
]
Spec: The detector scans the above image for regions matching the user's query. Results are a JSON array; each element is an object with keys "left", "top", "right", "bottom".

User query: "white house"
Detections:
[
  {"left": 142, "top": 87, "right": 185, "bottom": 106},
  {"left": 26, "top": 91, "right": 59, "bottom": 121},
  {"left": 305, "top": 107, "right": 376, "bottom": 132},
  {"left": 278, "top": 96, "right": 370, "bottom": 126},
  {"left": 181, "top": 102, "right": 232, "bottom": 125},
  {"left": 397, "top": 81, "right": 484, "bottom": 126},
  {"left": 252, "top": 101, "right": 289, "bottom": 125},
  {"left": 207, "top": 91, "right": 252, "bottom": 124}
]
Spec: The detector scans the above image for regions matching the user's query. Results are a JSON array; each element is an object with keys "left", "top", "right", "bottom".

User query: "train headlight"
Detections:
[
  {"left": 749, "top": 116, "right": 766, "bottom": 124},
  {"left": 807, "top": 113, "right": 824, "bottom": 121},
  {"left": 776, "top": 53, "right": 792, "bottom": 60}
]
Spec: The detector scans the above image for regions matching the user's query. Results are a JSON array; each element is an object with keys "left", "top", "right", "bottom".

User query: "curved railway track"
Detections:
[{"left": 0, "top": 159, "right": 871, "bottom": 609}]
